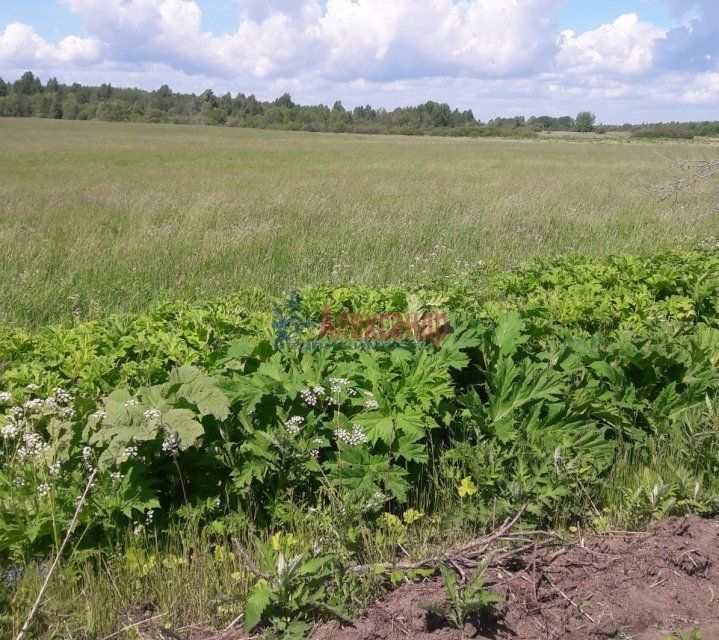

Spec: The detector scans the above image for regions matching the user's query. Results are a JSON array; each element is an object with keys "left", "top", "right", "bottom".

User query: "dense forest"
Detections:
[{"left": 1, "top": 71, "right": 717, "bottom": 139}]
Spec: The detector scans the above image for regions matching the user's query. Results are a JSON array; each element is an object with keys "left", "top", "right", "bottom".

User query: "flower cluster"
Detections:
[
  {"left": 0, "top": 391, "right": 12, "bottom": 404},
  {"left": 23, "top": 398, "right": 44, "bottom": 413},
  {"left": 37, "top": 482, "right": 51, "bottom": 498},
  {"left": 329, "top": 377, "right": 349, "bottom": 394},
  {"left": 124, "top": 445, "right": 139, "bottom": 459},
  {"left": 329, "top": 377, "right": 357, "bottom": 397},
  {"left": 365, "top": 491, "right": 386, "bottom": 510},
  {"left": 1, "top": 420, "right": 19, "bottom": 439},
  {"left": 327, "top": 378, "right": 357, "bottom": 405},
  {"left": 285, "top": 415, "right": 304, "bottom": 435},
  {"left": 7, "top": 388, "right": 75, "bottom": 422},
  {"left": 144, "top": 408, "right": 162, "bottom": 421},
  {"left": 81, "top": 447, "right": 97, "bottom": 473},
  {"left": 17, "top": 432, "right": 50, "bottom": 462},
  {"left": 124, "top": 399, "right": 139, "bottom": 408},
  {"left": 335, "top": 424, "right": 368, "bottom": 446},
  {"left": 310, "top": 437, "right": 323, "bottom": 457},
  {"left": 363, "top": 391, "right": 379, "bottom": 411},
  {"left": 300, "top": 386, "right": 325, "bottom": 407},
  {"left": 161, "top": 433, "right": 180, "bottom": 453},
  {"left": 53, "top": 387, "right": 73, "bottom": 404},
  {"left": 90, "top": 410, "right": 108, "bottom": 420}
]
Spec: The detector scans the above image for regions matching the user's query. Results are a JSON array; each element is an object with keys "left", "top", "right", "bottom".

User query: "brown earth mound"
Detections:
[{"left": 314, "top": 516, "right": 719, "bottom": 640}]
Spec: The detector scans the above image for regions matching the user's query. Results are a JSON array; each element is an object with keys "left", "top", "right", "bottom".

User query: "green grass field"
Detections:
[{"left": 0, "top": 118, "right": 716, "bottom": 327}]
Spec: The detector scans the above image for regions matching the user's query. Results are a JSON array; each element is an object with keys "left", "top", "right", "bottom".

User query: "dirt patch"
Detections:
[{"left": 313, "top": 516, "right": 719, "bottom": 640}]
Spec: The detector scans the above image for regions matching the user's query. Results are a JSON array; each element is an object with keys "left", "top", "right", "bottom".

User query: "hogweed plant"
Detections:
[
  {"left": 421, "top": 559, "right": 503, "bottom": 631},
  {"left": 241, "top": 533, "right": 348, "bottom": 638}
]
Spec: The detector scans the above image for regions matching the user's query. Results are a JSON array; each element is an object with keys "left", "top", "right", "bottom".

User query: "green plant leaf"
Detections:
[
  {"left": 163, "top": 408, "right": 205, "bottom": 450},
  {"left": 244, "top": 583, "right": 274, "bottom": 632},
  {"left": 167, "top": 366, "right": 231, "bottom": 420}
]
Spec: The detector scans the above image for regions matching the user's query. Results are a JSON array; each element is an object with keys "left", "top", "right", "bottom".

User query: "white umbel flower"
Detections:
[
  {"left": 285, "top": 415, "right": 304, "bottom": 435},
  {"left": 143, "top": 408, "right": 162, "bottom": 421},
  {"left": 335, "top": 424, "right": 368, "bottom": 447},
  {"left": 161, "top": 433, "right": 180, "bottom": 453}
]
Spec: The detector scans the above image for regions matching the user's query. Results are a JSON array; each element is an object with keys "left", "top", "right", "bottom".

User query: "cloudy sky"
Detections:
[{"left": 0, "top": 0, "right": 717, "bottom": 123}]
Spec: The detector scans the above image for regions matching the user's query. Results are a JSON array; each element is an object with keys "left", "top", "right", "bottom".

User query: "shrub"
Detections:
[{"left": 631, "top": 124, "right": 694, "bottom": 139}]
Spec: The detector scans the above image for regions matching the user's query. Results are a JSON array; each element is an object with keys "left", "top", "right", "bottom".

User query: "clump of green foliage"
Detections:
[
  {"left": 1, "top": 250, "right": 719, "bottom": 638},
  {"left": 631, "top": 123, "right": 695, "bottom": 139},
  {"left": 242, "top": 537, "right": 347, "bottom": 638},
  {"left": 663, "top": 629, "right": 703, "bottom": 640},
  {"left": 421, "top": 559, "right": 502, "bottom": 630}
]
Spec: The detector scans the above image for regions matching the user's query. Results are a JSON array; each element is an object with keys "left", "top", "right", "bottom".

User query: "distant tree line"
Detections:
[{"left": 0, "top": 71, "right": 717, "bottom": 140}]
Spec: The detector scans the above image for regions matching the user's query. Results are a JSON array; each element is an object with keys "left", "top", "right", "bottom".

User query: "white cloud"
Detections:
[
  {"left": 1, "top": 0, "right": 718, "bottom": 122},
  {"left": 318, "top": 0, "right": 562, "bottom": 81},
  {"left": 681, "top": 71, "right": 719, "bottom": 104},
  {"left": 654, "top": 0, "right": 719, "bottom": 72},
  {"left": 212, "top": 3, "right": 324, "bottom": 79},
  {"left": 0, "top": 22, "right": 100, "bottom": 67},
  {"left": 0, "top": 23, "right": 46, "bottom": 64},
  {"left": 557, "top": 13, "right": 666, "bottom": 75},
  {"left": 59, "top": 0, "right": 325, "bottom": 78},
  {"left": 56, "top": 0, "right": 563, "bottom": 81},
  {"left": 62, "top": 0, "right": 204, "bottom": 66}
]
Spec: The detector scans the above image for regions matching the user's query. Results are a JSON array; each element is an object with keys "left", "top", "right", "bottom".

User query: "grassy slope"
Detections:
[{"left": 0, "top": 118, "right": 715, "bottom": 327}]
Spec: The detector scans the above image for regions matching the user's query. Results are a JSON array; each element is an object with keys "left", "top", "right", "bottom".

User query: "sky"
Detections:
[{"left": 0, "top": 0, "right": 717, "bottom": 123}]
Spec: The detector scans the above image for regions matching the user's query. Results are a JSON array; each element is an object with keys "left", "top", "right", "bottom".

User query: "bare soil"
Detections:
[{"left": 313, "top": 516, "right": 719, "bottom": 640}]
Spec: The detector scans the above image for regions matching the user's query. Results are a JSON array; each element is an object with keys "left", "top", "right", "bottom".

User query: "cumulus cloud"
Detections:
[
  {"left": 654, "top": 0, "right": 719, "bottom": 72},
  {"left": 557, "top": 13, "right": 666, "bottom": 75},
  {"left": 681, "top": 71, "right": 719, "bottom": 104},
  {"left": 0, "top": 22, "right": 100, "bottom": 67},
  {"left": 1, "top": 0, "right": 718, "bottom": 121},
  {"left": 56, "top": 0, "right": 563, "bottom": 81},
  {"left": 318, "top": 0, "right": 562, "bottom": 81},
  {"left": 213, "top": 2, "right": 324, "bottom": 79},
  {"left": 61, "top": 0, "right": 207, "bottom": 70}
]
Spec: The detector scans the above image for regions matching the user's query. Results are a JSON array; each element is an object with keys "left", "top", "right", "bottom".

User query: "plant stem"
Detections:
[
  {"left": 173, "top": 454, "right": 188, "bottom": 505},
  {"left": 15, "top": 468, "right": 97, "bottom": 640}
]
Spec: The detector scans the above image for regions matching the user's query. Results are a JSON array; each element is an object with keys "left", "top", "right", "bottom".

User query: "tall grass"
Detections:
[{"left": 0, "top": 118, "right": 715, "bottom": 327}]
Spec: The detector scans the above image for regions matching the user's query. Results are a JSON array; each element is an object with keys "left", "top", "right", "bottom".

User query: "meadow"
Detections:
[
  {"left": 0, "top": 117, "right": 716, "bottom": 328},
  {"left": 1, "top": 118, "right": 719, "bottom": 639}
]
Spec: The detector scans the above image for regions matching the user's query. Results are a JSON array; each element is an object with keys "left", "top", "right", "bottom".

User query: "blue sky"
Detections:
[
  {"left": 0, "top": 1, "right": 681, "bottom": 40},
  {"left": 1, "top": 0, "right": 717, "bottom": 122},
  {"left": 559, "top": 1, "right": 674, "bottom": 32}
]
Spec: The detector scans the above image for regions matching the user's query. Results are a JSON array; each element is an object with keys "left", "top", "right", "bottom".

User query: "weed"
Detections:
[{"left": 421, "top": 559, "right": 502, "bottom": 630}]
